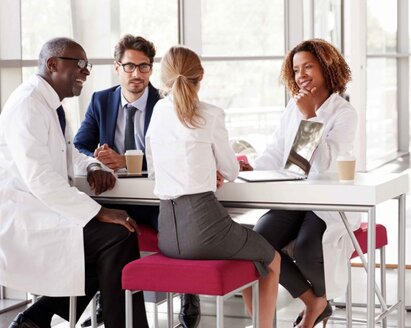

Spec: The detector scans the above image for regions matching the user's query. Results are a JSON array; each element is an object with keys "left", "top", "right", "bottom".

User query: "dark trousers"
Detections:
[
  {"left": 24, "top": 219, "right": 148, "bottom": 328},
  {"left": 254, "top": 210, "right": 326, "bottom": 298},
  {"left": 106, "top": 204, "right": 159, "bottom": 231}
]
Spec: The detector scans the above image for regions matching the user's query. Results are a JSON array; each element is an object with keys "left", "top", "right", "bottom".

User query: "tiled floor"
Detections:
[{"left": 2, "top": 157, "right": 411, "bottom": 327}]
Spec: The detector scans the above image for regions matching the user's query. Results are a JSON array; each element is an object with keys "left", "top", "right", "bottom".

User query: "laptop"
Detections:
[{"left": 238, "top": 120, "right": 324, "bottom": 182}]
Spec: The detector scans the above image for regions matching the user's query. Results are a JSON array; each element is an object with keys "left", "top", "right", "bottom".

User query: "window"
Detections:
[
  {"left": 366, "top": 0, "right": 398, "bottom": 167},
  {"left": 303, "top": 0, "right": 342, "bottom": 50},
  {"left": 119, "top": 0, "right": 178, "bottom": 57},
  {"left": 21, "top": 0, "right": 72, "bottom": 59},
  {"left": 201, "top": 0, "right": 284, "bottom": 56},
  {"left": 18, "top": 0, "right": 178, "bottom": 130},
  {"left": 1, "top": 0, "right": 409, "bottom": 169},
  {"left": 199, "top": 0, "right": 285, "bottom": 156},
  {"left": 313, "top": 0, "right": 342, "bottom": 49}
]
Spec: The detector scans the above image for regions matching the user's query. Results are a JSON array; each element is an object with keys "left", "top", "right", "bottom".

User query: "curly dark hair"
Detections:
[
  {"left": 114, "top": 34, "right": 156, "bottom": 63},
  {"left": 281, "top": 38, "right": 351, "bottom": 96}
]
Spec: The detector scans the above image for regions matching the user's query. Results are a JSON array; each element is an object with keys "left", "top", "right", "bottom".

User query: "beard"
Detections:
[{"left": 72, "top": 84, "right": 83, "bottom": 97}]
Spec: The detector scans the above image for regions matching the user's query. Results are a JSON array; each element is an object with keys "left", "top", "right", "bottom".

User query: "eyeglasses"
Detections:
[
  {"left": 56, "top": 57, "right": 92, "bottom": 71},
  {"left": 117, "top": 62, "right": 152, "bottom": 74}
]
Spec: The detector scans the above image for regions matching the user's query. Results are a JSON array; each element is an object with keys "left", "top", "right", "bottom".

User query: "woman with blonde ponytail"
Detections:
[
  {"left": 160, "top": 46, "right": 204, "bottom": 128},
  {"left": 145, "top": 46, "right": 281, "bottom": 328}
]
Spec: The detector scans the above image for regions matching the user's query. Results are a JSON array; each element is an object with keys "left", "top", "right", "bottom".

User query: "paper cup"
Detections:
[
  {"left": 125, "top": 149, "right": 144, "bottom": 174},
  {"left": 337, "top": 155, "right": 356, "bottom": 181}
]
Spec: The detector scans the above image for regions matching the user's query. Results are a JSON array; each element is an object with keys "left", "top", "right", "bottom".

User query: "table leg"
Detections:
[
  {"left": 398, "top": 194, "right": 406, "bottom": 328},
  {"left": 367, "top": 206, "right": 376, "bottom": 327}
]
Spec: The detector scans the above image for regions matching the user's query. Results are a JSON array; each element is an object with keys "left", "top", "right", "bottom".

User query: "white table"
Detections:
[{"left": 74, "top": 172, "right": 408, "bottom": 328}]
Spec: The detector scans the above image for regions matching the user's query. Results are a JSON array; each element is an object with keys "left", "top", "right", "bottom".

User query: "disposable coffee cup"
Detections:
[
  {"left": 337, "top": 155, "right": 356, "bottom": 181},
  {"left": 125, "top": 149, "right": 144, "bottom": 174}
]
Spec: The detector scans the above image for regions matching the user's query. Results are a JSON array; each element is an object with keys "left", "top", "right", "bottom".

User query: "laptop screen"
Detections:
[{"left": 284, "top": 120, "right": 324, "bottom": 176}]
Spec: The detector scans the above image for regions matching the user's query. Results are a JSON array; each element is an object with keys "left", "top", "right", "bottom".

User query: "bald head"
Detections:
[
  {"left": 38, "top": 37, "right": 81, "bottom": 74},
  {"left": 37, "top": 37, "right": 90, "bottom": 101}
]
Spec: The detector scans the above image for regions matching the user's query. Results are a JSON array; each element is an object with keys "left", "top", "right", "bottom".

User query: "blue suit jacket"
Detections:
[{"left": 74, "top": 83, "right": 160, "bottom": 169}]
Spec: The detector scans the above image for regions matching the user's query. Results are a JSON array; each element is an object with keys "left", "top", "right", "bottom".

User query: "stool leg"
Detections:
[
  {"left": 30, "top": 294, "right": 38, "bottom": 303},
  {"left": 167, "top": 292, "right": 173, "bottom": 328},
  {"left": 153, "top": 302, "right": 159, "bottom": 328},
  {"left": 252, "top": 281, "right": 259, "bottom": 328},
  {"left": 380, "top": 246, "right": 387, "bottom": 328},
  {"left": 125, "top": 290, "right": 133, "bottom": 328},
  {"left": 216, "top": 295, "right": 224, "bottom": 328},
  {"left": 69, "top": 296, "right": 76, "bottom": 328},
  {"left": 346, "top": 260, "right": 353, "bottom": 328},
  {"left": 91, "top": 294, "right": 97, "bottom": 328}
]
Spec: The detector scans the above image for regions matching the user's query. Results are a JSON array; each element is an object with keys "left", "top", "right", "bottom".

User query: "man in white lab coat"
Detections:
[{"left": 0, "top": 37, "right": 148, "bottom": 328}]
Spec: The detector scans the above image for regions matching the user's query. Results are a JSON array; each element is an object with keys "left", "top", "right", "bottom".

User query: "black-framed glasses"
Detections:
[
  {"left": 56, "top": 57, "right": 92, "bottom": 71},
  {"left": 117, "top": 62, "right": 152, "bottom": 74}
]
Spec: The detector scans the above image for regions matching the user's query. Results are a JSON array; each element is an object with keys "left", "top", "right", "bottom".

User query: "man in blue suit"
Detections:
[
  {"left": 74, "top": 35, "right": 201, "bottom": 328},
  {"left": 74, "top": 35, "right": 158, "bottom": 171}
]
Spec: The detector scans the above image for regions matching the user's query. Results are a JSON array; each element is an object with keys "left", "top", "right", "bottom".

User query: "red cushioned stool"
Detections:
[
  {"left": 85, "top": 225, "right": 160, "bottom": 328},
  {"left": 136, "top": 224, "right": 165, "bottom": 328},
  {"left": 137, "top": 224, "right": 159, "bottom": 253},
  {"left": 332, "top": 222, "right": 388, "bottom": 328},
  {"left": 122, "top": 253, "right": 260, "bottom": 328}
]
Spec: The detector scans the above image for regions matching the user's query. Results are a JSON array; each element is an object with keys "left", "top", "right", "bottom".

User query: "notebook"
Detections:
[{"left": 238, "top": 120, "right": 324, "bottom": 182}]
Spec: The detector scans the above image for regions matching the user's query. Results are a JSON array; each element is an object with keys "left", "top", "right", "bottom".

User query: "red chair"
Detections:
[
  {"left": 84, "top": 225, "right": 160, "bottom": 328},
  {"left": 351, "top": 222, "right": 388, "bottom": 259},
  {"left": 332, "top": 222, "right": 388, "bottom": 328},
  {"left": 135, "top": 224, "right": 165, "bottom": 327},
  {"left": 138, "top": 224, "right": 159, "bottom": 253},
  {"left": 236, "top": 154, "right": 249, "bottom": 164},
  {"left": 122, "top": 254, "right": 260, "bottom": 328}
]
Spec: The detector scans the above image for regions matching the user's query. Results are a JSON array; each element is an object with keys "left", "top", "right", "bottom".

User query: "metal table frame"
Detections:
[{"left": 73, "top": 172, "right": 407, "bottom": 328}]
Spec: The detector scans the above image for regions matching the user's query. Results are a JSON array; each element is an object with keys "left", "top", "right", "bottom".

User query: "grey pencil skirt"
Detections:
[{"left": 158, "top": 191, "right": 275, "bottom": 276}]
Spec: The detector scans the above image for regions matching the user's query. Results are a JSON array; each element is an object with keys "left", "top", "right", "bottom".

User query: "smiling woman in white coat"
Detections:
[
  {"left": 0, "top": 38, "right": 149, "bottom": 328},
  {"left": 242, "top": 39, "right": 361, "bottom": 328}
]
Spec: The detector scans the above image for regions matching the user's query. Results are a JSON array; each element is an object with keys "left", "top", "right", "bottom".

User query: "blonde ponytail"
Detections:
[{"left": 160, "top": 46, "right": 204, "bottom": 128}]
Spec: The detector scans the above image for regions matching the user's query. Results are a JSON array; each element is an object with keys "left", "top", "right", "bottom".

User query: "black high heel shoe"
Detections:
[
  {"left": 313, "top": 301, "right": 332, "bottom": 327},
  {"left": 293, "top": 312, "right": 303, "bottom": 327},
  {"left": 293, "top": 302, "right": 332, "bottom": 327}
]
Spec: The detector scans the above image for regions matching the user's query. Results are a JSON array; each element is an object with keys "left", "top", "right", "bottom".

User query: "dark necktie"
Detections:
[
  {"left": 124, "top": 104, "right": 137, "bottom": 150},
  {"left": 56, "top": 105, "right": 66, "bottom": 136}
]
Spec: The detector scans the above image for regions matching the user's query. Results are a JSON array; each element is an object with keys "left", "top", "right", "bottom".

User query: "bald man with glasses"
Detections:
[{"left": 5, "top": 37, "right": 148, "bottom": 328}]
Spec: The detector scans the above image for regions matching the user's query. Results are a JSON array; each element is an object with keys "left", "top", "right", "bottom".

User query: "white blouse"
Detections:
[
  {"left": 254, "top": 93, "right": 357, "bottom": 174},
  {"left": 146, "top": 96, "right": 239, "bottom": 199}
]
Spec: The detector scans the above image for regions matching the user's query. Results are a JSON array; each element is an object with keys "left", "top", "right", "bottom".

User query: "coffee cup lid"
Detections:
[
  {"left": 337, "top": 154, "right": 355, "bottom": 161},
  {"left": 125, "top": 149, "right": 144, "bottom": 155}
]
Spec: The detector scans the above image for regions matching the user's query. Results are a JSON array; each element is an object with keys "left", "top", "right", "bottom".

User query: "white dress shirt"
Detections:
[
  {"left": 146, "top": 96, "right": 239, "bottom": 199},
  {"left": 114, "top": 87, "right": 148, "bottom": 154}
]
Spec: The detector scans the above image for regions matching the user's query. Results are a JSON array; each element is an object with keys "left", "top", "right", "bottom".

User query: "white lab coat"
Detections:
[
  {"left": 0, "top": 75, "right": 101, "bottom": 296},
  {"left": 254, "top": 93, "right": 361, "bottom": 299}
]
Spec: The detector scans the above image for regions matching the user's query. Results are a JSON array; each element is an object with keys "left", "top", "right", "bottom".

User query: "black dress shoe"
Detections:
[
  {"left": 81, "top": 292, "right": 104, "bottom": 327},
  {"left": 8, "top": 313, "right": 40, "bottom": 328},
  {"left": 179, "top": 294, "right": 201, "bottom": 328}
]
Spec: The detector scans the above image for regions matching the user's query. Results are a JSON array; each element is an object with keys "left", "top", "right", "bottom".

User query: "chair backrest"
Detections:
[
  {"left": 138, "top": 224, "right": 159, "bottom": 252},
  {"left": 351, "top": 222, "right": 388, "bottom": 259},
  {"left": 236, "top": 154, "right": 249, "bottom": 164}
]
